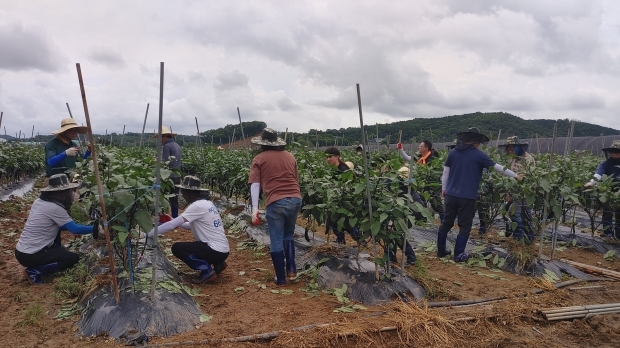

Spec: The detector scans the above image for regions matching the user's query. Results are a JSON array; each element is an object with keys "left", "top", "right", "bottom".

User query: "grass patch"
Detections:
[
  {"left": 406, "top": 257, "right": 456, "bottom": 301},
  {"left": 52, "top": 261, "right": 92, "bottom": 301},
  {"left": 18, "top": 302, "right": 43, "bottom": 327}
]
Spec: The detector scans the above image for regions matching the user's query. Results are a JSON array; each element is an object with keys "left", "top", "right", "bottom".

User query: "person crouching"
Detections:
[
  {"left": 15, "top": 174, "right": 98, "bottom": 284},
  {"left": 147, "top": 176, "right": 229, "bottom": 284}
]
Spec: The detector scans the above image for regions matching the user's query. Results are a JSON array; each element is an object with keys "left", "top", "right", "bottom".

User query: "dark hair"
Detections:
[
  {"left": 181, "top": 189, "right": 211, "bottom": 204},
  {"left": 324, "top": 147, "right": 341, "bottom": 156},
  {"left": 261, "top": 145, "right": 284, "bottom": 151},
  {"left": 421, "top": 140, "right": 433, "bottom": 150}
]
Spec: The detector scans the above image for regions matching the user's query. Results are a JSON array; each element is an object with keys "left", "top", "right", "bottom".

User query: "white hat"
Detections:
[{"left": 153, "top": 126, "right": 177, "bottom": 138}]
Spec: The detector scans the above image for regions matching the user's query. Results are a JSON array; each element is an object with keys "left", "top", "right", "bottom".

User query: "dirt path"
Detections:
[{"left": 1, "top": 179, "right": 620, "bottom": 347}]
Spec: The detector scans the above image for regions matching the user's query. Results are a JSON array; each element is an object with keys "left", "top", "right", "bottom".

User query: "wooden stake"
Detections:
[
  {"left": 237, "top": 107, "right": 247, "bottom": 149},
  {"left": 75, "top": 63, "right": 120, "bottom": 303},
  {"left": 139, "top": 103, "right": 149, "bottom": 149}
]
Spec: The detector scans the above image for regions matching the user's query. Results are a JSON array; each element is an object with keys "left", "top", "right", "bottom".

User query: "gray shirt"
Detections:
[
  {"left": 163, "top": 138, "right": 182, "bottom": 178},
  {"left": 16, "top": 199, "right": 73, "bottom": 254}
]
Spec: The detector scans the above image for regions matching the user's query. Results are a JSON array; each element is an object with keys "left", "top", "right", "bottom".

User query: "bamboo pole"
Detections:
[
  {"left": 236, "top": 107, "right": 247, "bottom": 149},
  {"left": 65, "top": 103, "right": 86, "bottom": 152},
  {"left": 356, "top": 84, "right": 378, "bottom": 281},
  {"left": 495, "top": 129, "right": 501, "bottom": 147},
  {"left": 195, "top": 117, "right": 205, "bottom": 164},
  {"left": 0, "top": 112, "right": 3, "bottom": 134},
  {"left": 401, "top": 136, "right": 416, "bottom": 278},
  {"left": 539, "top": 123, "right": 557, "bottom": 258},
  {"left": 139, "top": 103, "right": 149, "bottom": 149},
  {"left": 76, "top": 63, "right": 120, "bottom": 303},
  {"left": 150, "top": 62, "right": 165, "bottom": 300},
  {"left": 560, "top": 259, "right": 620, "bottom": 280},
  {"left": 120, "top": 125, "right": 126, "bottom": 146}
]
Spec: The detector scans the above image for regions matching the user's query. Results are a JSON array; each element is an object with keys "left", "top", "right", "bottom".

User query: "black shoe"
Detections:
[
  {"left": 405, "top": 258, "right": 416, "bottom": 266},
  {"left": 214, "top": 261, "right": 228, "bottom": 275},
  {"left": 454, "top": 253, "right": 470, "bottom": 263},
  {"left": 437, "top": 249, "right": 451, "bottom": 258}
]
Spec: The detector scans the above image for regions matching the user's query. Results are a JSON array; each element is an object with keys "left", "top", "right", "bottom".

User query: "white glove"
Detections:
[
  {"left": 65, "top": 147, "right": 79, "bottom": 156},
  {"left": 252, "top": 209, "right": 260, "bottom": 226},
  {"left": 584, "top": 181, "right": 594, "bottom": 188}
]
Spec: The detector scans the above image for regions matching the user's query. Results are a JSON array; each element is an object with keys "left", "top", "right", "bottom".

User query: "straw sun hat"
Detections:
[
  {"left": 51, "top": 118, "right": 88, "bottom": 135},
  {"left": 251, "top": 128, "right": 286, "bottom": 147},
  {"left": 152, "top": 126, "right": 177, "bottom": 138},
  {"left": 41, "top": 174, "right": 81, "bottom": 192}
]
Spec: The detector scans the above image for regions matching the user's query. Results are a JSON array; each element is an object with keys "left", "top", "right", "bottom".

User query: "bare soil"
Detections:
[{"left": 2, "top": 179, "right": 620, "bottom": 347}]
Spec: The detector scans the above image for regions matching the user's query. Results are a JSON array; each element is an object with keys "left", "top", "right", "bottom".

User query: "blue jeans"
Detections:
[{"left": 265, "top": 197, "right": 302, "bottom": 252}]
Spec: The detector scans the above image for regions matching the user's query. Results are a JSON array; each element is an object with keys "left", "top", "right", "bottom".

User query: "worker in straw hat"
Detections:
[
  {"left": 437, "top": 127, "right": 522, "bottom": 262},
  {"left": 498, "top": 136, "right": 536, "bottom": 242},
  {"left": 146, "top": 175, "right": 229, "bottom": 283},
  {"left": 323, "top": 146, "right": 360, "bottom": 244},
  {"left": 45, "top": 118, "right": 91, "bottom": 178},
  {"left": 248, "top": 128, "right": 302, "bottom": 286},
  {"left": 154, "top": 126, "right": 182, "bottom": 218},
  {"left": 15, "top": 174, "right": 100, "bottom": 284},
  {"left": 585, "top": 140, "right": 620, "bottom": 238}
]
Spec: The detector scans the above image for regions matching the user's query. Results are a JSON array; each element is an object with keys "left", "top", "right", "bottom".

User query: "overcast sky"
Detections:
[{"left": 1, "top": 0, "right": 619, "bottom": 138}]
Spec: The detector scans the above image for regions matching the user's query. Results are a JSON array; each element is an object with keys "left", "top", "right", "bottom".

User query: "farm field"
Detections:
[{"left": 1, "top": 143, "right": 620, "bottom": 347}]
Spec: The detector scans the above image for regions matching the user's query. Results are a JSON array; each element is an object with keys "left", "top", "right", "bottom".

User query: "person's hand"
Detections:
[
  {"left": 252, "top": 209, "right": 260, "bottom": 226},
  {"left": 397, "top": 142, "right": 403, "bottom": 150},
  {"left": 516, "top": 173, "right": 524, "bottom": 181},
  {"left": 65, "top": 147, "right": 79, "bottom": 156},
  {"left": 441, "top": 190, "right": 446, "bottom": 199},
  {"left": 584, "top": 181, "right": 594, "bottom": 188},
  {"left": 87, "top": 144, "right": 93, "bottom": 152}
]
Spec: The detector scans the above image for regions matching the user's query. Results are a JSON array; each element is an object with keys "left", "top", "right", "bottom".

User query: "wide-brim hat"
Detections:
[
  {"left": 153, "top": 126, "right": 177, "bottom": 138},
  {"left": 498, "top": 136, "right": 529, "bottom": 150},
  {"left": 456, "top": 127, "right": 489, "bottom": 144},
  {"left": 175, "top": 175, "right": 210, "bottom": 192},
  {"left": 41, "top": 174, "right": 81, "bottom": 192},
  {"left": 602, "top": 140, "right": 620, "bottom": 152},
  {"left": 51, "top": 118, "right": 88, "bottom": 135},
  {"left": 345, "top": 161, "right": 354, "bottom": 170},
  {"left": 251, "top": 128, "right": 286, "bottom": 146}
]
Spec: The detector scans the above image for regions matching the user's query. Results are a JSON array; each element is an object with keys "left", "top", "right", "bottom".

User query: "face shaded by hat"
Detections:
[
  {"left": 498, "top": 136, "right": 529, "bottom": 151},
  {"left": 175, "top": 175, "right": 210, "bottom": 192},
  {"left": 41, "top": 174, "right": 81, "bottom": 192},
  {"left": 153, "top": 126, "right": 177, "bottom": 138},
  {"left": 602, "top": 140, "right": 620, "bottom": 154},
  {"left": 456, "top": 127, "right": 489, "bottom": 144},
  {"left": 52, "top": 118, "right": 88, "bottom": 135},
  {"left": 447, "top": 139, "right": 457, "bottom": 149},
  {"left": 251, "top": 128, "right": 286, "bottom": 147}
]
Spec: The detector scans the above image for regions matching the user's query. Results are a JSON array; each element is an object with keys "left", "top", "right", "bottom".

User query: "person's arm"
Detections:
[
  {"left": 493, "top": 163, "right": 518, "bottom": 178},
  {"left": 47, "top": 152, "right": 68, "bottom": 167},
  {"left": 250, "top": 183, "right": 261, "bottom": 225},
  {"left": 82, "top": 148, "right": 91, "bottom": 159},
  {"left": 399, "top": 148, "right": 412, "bottom": 162},
  {"left": 162, "top": 143, "right": 170, "bottom": 161},
  {"left": 60, "top": 221, "right": 95, "bottom": 235},
  {"left": 147, "top": 215, "right": 187, "bottom": 237},
  {"left": 441, "top": 166, "right": 450, "bottom": 191}
]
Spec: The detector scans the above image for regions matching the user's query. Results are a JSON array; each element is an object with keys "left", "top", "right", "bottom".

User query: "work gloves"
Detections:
[
  {"left": 65, "top": 147, "right": 79, "bottom": 156},
  {"left": 252, "top": 209, "right": 260, "bottom": 226},
  {"left": 396, "top": 143, "right": 403, "bottom": 150}
]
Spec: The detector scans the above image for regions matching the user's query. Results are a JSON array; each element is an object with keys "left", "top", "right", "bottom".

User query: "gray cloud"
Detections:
[
  {"left": 87, "top": 46, "right": 127, "bottom": 69},
  {"left": 214, "top": 70, "right": 249, "bottom": 91},
  {"left": 0, "top": 21, "right": 66, "bottom": 72}
]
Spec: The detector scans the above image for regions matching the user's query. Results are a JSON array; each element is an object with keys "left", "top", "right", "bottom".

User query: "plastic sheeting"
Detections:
[
  {"left": 242, "top": 214, "right": 426, "bottom": 306},
  {"left": 77, "top": 243, "right": 204, "bottom": 339}
]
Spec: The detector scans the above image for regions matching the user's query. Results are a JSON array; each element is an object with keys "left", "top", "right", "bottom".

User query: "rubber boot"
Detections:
[
  {"left": 479, "top": 220, "right": 487, "bottom": 235},
  {"left": 283, "top": 240, "right": 297, "bottom": 278},
  {"left": 24, "top": 262, "right": 59, "bottom": 285},
  {"left": 171, "top": 204, "right": 179, "bottom": 219},
  {"left": 404, "top": 242, "right": 417, "bottom": 265},
  {"left": 184, "top": 254, "right": 217, "bottom": 283},
  {"left": 270, "top": 251, "right": 287, "bottom": 286},
  {"left": 334, "top": 229, "right": 345, "bottom": 244},
  {"left": 453, "top": 234, "right": 470, "bottom": 263},
  {"left": 436, "top": 230, "right": 451, "bottom": 258}
]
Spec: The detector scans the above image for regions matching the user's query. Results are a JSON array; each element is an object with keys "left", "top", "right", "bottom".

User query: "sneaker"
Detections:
[
  {"left": 454, "top": 253, "right": 470, "bottom": 263},
  {"left": 405, "top": 258, "right": 417, "bottom": 266},
  {"left": 198, "top": 269, "right": 217, "bottom": 284}
]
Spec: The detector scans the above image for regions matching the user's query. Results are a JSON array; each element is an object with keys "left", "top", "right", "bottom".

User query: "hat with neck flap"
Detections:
[
  {"left": 251, "top": 128, "right": 286, "bottom": 147},
  {"left": 498, "top": 136, "right": 529, "bottom": 150}
]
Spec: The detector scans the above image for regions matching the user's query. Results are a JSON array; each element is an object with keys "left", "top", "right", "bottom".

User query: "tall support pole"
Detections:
[
  {"left": 539, "top": 123, "right": 558, "bottom": 259},
  {"left": 139, "top": 104, "right": 150, "bottom": 150},
  {"left": 31, "top": 125, "right": 34, "bottom": 139},
  {"left": 0, "top": 112, "right": 3, "bottom": 133},
  {"left": 237, "top": 107, "right": 247, "bottom": 149},
  {"left": 76, "top": 63, "right": 120, "bottom": 303},
  {"left": 195, "top": 117, "right": 205, "bottom": 164},
  {"left": 66, "top": 103, "right": 86, "bottom": 151},
  {"left": 150, "top": 62, "right": 165, "bottom": 300},
  {"left": 401, "top": 135, "right": 416, "bottom": 278},
  {"left": 284, "top": 127, "right": 288, "bottom": 142},
  {"left": 121, "top": 125, "right": 126, "bottom": 146},
  {"left": 495, "top": 129, "right": 502, "bottom": 147},
  {"left": 356, "top": 84, "right": 379, "bottom": 281}
]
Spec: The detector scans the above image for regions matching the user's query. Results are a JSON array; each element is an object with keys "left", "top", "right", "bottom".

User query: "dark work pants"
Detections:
[
  {"left": 15, "top": 246, "right": 80, "bottom": 272},
  {"left": 602, "top": 205, "right": 620, "bottom": 238},
  {"left": 169, "top": 176, "right": 181, "bottom": 209},
  {"left": 437, "top": 195, "right": 476, "bottom": 257},
  {"left": 171, "top": 241, "right": 229, "bottom": 265}
]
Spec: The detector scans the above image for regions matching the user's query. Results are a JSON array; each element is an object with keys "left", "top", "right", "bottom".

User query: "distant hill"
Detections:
[{"left": 287, "top": 112, "right": 620, "bottom": 147}]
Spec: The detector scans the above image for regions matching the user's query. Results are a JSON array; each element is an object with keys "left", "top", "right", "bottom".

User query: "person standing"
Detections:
[
  {"left": 397, "top": 139, "right": 444, "bottom": 221},
  {"left": 249, "top": 128, "right": 302, "bottom": 286},
  {"left": 156, "top": 126, "right": 182, "bottom": 218},
  {"left": 585, "top": 140, "right": 620, "bottom": 238},
  {"left": 15, "top": 174, "right": 98, "bottom": 284},
  {"left": 498, "top": 136, "right": 536, "bottom": 241},
  {"left": 324, "top": 147, "right": 359, "bottom": 244},
  {"left": 437, "top": 128, "right": 522, "bottom": 262},
  {"left": 45, "top": 118, "right": 91, "bottom": 178},
  {"left": 147, "top": 176, "right": 229, "bottom": 283}
]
